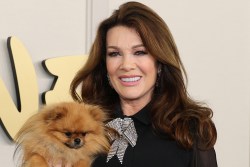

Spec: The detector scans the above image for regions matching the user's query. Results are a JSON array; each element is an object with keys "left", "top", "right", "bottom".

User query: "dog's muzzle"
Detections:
[{"left": 65, "top": 138, "right": 84, "bottom": 149}]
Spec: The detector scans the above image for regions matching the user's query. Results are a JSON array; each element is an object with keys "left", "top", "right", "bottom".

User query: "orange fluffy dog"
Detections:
[{"left": 15, "top": 102, "right": 110, "bottom": 167}]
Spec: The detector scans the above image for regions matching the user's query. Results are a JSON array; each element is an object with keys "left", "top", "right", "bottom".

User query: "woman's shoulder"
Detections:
[
  {"left": 191, "top": 143, "right": 218, "bottom": 167},
  {"left": 189, "top": 119, "right": 218, "bottom": 167}
]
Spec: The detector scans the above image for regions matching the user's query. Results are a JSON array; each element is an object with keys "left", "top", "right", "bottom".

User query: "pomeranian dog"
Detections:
[{"left": 15, "top": 102, "right": 110, "bottom": 167}]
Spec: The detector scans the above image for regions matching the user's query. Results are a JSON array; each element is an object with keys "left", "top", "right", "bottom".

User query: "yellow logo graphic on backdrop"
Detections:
[{"left": 0, "top": 37, "right": 87, "bottom": 140}]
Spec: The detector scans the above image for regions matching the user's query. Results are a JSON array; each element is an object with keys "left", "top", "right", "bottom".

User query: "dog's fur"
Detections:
[{"left": 15, "top": 102, "right": 110, "bottom": 167}]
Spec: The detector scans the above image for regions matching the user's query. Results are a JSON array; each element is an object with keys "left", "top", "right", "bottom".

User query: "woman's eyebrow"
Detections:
[
  {"left": 107, "top": 44, "right": 144, "bottom": 49},
  {"left": 106, "top": 46, "right": 118, "bottom": 49},
  {"left": 132, "top": 44, "right": 144, "bottom": 49}
]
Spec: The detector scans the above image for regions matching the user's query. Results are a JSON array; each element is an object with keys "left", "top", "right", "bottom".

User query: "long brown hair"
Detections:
[{"left": 70, "top": 1, "right": 216, "bottom": 150}]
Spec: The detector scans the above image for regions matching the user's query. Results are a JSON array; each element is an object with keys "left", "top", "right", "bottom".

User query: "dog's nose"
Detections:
[{"left": 74, "top": 138, "right": 81, "bottom": 145}]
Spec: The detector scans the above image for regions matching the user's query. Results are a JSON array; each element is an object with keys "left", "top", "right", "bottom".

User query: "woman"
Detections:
[{"left": 70, "top": 1, "right": 217, "bottom": 167}]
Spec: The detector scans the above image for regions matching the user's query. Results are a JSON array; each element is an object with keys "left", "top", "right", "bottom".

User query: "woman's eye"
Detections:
[
  {"left": 134, "top": 50, "right": 147, "bottom": 56},
  {"left": 65, "top": 132, "right": 72, "bottom": 137},
  {"left": 107, "top": 51, "right": 120, "bottom": 57}
]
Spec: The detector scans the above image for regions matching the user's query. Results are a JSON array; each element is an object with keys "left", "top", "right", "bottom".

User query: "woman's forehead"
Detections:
[{"left": 106, "top": 26, "right": 143, "bottom": 49}]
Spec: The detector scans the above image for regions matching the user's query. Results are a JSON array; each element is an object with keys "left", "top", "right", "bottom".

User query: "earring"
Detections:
[
  {"left": 107, "top": 74, "right": 113, "bottom": 88},
  {"left": 157, "top": 67, "right": 161, "bottom": 76},
  {"left": 156, "top": 67, "right": 161, "bottom": 87}
]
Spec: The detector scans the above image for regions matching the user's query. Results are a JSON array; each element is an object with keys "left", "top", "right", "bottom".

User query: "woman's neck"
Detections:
[{"left": 120, "top": 98, "right": 150, "bottom": 116}]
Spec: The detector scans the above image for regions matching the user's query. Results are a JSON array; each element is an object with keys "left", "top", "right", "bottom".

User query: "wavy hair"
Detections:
[{"left": 70, "top": 1, "right": 216, "bottom": 150}]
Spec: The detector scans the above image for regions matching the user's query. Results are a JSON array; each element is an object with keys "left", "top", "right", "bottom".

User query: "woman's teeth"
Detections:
[{"left": 121, "top": 77, "right": 141, "bottom": 82}]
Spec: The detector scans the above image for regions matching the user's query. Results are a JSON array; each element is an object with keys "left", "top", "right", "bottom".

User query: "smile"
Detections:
[{"left": 120, "top": 77, "right": 141, "bottom": 82}]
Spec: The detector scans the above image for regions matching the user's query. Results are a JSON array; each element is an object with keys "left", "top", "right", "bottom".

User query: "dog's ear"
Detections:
[
  {"left": 44, "top": 105, "right": 67, "bottom": 122},
  {"left": 89, "top": 105, "right": 106, "bottom": 122}
]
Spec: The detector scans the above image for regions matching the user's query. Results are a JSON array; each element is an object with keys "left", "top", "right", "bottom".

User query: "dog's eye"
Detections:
[
  {"left": 81, "top": 132, "right": 87, "bottom": 136},
  {"left": 65, "top": 132, "right": 72, "bottom": 137}
]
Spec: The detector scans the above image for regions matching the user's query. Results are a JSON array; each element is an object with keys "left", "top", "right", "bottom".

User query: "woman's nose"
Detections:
[{"left": 120, "top": 55, "right": 136, "bottom": 71}]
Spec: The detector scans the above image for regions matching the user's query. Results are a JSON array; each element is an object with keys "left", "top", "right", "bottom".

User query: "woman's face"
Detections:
[{"left": 106, "top": 26, "right": 158, "bottom": 105}]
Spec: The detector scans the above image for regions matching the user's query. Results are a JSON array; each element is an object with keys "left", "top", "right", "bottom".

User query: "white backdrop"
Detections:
[{"left": 0, "top": 0, "right": 249, "bottom": 166}]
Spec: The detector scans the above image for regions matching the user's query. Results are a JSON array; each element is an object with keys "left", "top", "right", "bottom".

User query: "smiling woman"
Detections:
[
  {"left": 70, "top": 1, "right": 217, "bottom": 167},
  {"left": 106, "top": 26, "right": 158, "bottom": 115}
]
